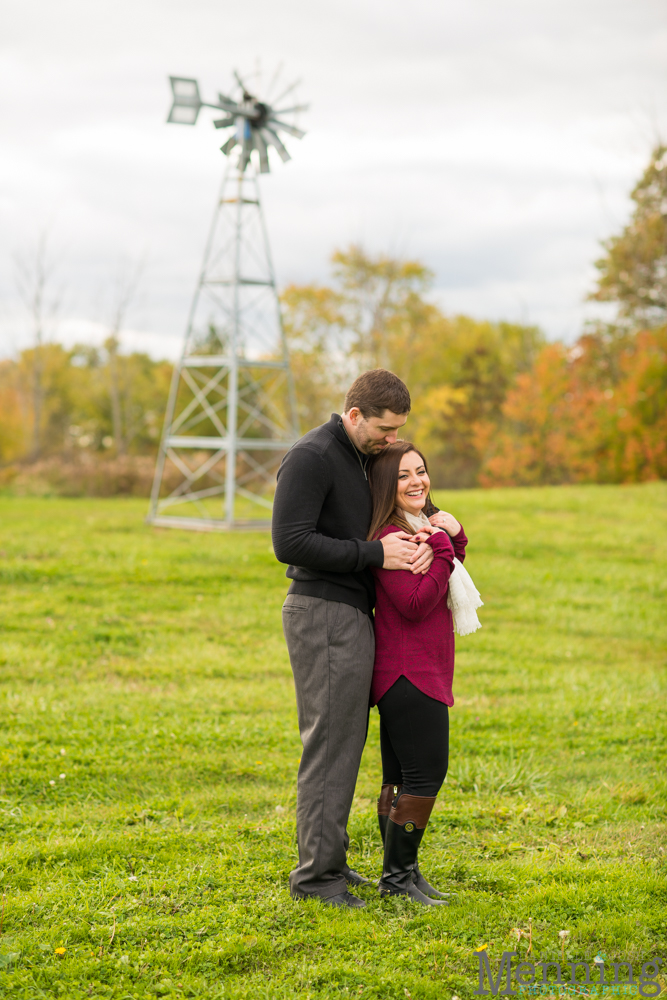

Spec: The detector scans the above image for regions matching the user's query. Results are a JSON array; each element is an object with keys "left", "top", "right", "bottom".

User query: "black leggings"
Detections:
[{"left": 378, "top": 675, "right": 449, "bottom": 797}]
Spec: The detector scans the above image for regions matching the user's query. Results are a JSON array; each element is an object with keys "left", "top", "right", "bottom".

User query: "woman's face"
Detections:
[{"left": 395, "top": 450, "right": 430, "bottom": 515}]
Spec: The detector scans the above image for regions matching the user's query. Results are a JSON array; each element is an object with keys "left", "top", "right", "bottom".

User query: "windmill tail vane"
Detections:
[{"left": 167, "top": 72, "right": 308, "bottom": 173}]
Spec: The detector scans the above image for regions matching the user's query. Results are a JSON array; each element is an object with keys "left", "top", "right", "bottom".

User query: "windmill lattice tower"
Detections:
[{"left": 148, "top": 71, "right": 305, "bottom": 530}]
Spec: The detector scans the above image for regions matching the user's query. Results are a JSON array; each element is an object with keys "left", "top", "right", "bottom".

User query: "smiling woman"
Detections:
[
  {"left": 367, "top": 441, "right": 438, "bottom": 540},
  {"left": 367, "top": 439, "right": 470, "bottom": 905},
  {"left": 397, "top": 449, "right": 432, "bottom": 514}
]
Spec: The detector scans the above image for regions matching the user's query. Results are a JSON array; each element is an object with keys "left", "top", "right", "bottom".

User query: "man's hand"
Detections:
[
  {"left": 407, "top": 525, "right": 436, "bottom": 574},
  {"left": 410, "top": 539, "right": 435, "bottom": 575},
  {"left": 381, "top": 531, "right": 419, "bottom": 571},
  {"left": 429, "top": 510, "right": 461, "bottom": 536}
]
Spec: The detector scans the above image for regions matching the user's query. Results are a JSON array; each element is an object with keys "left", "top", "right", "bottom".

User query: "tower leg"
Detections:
[{"left": 225, "top": 360, "right": 238, "bottom": 527}]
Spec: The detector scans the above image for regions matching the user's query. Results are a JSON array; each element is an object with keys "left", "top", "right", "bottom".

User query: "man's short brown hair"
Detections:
[{"left": 343, "top": 369, "right": 411, "bottom": 418}]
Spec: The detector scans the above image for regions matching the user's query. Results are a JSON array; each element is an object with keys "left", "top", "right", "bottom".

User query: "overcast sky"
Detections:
[{"left": 1, "top": 0, "right": 666, "bottom": 360}]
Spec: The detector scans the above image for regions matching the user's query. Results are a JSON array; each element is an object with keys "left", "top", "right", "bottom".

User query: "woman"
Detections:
[{"left": 368, "top": 440, "right": 470, "bottom": 906}]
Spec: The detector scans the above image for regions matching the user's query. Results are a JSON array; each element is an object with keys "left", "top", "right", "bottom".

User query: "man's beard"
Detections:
[{"left": 355, "top": 420, "right": 389, "bottom": 455}]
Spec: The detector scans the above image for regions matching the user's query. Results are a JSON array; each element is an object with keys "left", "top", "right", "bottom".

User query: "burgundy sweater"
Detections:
[{"left": 370, "top": 523, "right": 468, "bottom": 707}]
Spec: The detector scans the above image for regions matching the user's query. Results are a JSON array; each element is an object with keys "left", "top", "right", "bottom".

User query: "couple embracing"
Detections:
[{"left": 272, "top": 369, "right": 481, "bottom": 908}]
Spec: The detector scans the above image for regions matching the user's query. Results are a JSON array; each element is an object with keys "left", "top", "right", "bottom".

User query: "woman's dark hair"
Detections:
[{"left": 367, "top": 441, "right": 437, "bottom": 540}]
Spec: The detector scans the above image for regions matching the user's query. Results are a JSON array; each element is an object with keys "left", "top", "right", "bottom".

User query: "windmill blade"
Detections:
[
  {"left": 244, "top": 63, "right": 263, "bottom": 88},
  {"left": 218, "top": 92, "right": 235, "bottom": 104},
  {"left": 203, "top": 97, "right": 240, "bottom": 115},
  {"left": 265, "top": 61, "right": 284, "bottom": 101},
  {"left": 220, "top": 135, "right": 237, "bottom": 156},
  {"left": 272, "top": 104, "right": 310, "bottom": 115},
  {"left": 261, "top": 127, "right": 291, "bottom": 163},
  {"left": 272, "top": 78, "right": 301, "bottom": 108},
  {"left": 234, "top": 69, "right": 250, "bottom": 93},
  {"left": 253, "top": 131, "right": 271, "bottom": 174},
  {"left": 268, "top": 118, "right": 306, "bottom": 140},
  {"left": 213, "top": 115, "right": 236, "bottom": 130}
]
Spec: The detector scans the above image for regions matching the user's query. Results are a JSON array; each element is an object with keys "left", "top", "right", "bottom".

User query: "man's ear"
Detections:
[{"left": 347, "top": 407, "right": 362, "bottom": 425}]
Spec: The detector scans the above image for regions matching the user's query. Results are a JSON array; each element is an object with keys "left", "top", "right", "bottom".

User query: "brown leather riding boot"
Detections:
[
  {"left": 378, "top": 794, "right": 448, "bottom": 906},
  {"left": 377, "top": 782, "right": 401, "bottom": 844},
  {"left": 377, "top": 785, "right": 449, "bottom": 899}
]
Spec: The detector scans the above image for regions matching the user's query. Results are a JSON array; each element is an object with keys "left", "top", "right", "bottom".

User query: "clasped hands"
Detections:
[{"left": 380, "top": 511, "right": 461, "bottom": 574}]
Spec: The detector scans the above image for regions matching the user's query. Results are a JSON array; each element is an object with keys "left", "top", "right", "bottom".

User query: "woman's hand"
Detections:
[
  {"left": 410, "top": 525, "right": 438, "bottom": 544},
  {"left": 428, "top": 511, "right": 461, "bottom": 536}
]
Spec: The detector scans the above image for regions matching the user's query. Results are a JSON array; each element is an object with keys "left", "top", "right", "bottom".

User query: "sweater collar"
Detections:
[
  {"left": 327, "top": 412, "right": 370, "bottom": 473},
  {"left": 328, "top": 412, "right": 359, "bottom": 454}
]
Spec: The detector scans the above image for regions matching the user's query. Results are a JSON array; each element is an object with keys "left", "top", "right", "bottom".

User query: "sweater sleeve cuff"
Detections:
[
  {"left": 359, "top": 539, "right": 385, "bottom": 568},
  {"left": 428, "top": 531, "right": 454, "bottom": 550}
]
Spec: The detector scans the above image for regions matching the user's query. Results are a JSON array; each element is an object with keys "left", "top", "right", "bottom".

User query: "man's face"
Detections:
[{"left": 345, "top": 408, "right": 408, "bottom": 455}]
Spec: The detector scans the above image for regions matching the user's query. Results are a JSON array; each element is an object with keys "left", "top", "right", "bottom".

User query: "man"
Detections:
[{"left": 272, "top": 368, "right": 434, "bottom": 908}]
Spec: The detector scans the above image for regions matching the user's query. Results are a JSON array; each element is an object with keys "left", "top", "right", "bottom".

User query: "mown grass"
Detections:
[{"left": 0, "top": 484, "right": 666, "bottom": 999}]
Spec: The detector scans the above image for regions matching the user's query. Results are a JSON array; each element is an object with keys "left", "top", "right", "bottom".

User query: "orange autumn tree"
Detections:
[
  {"left": 609, "top": 326, "right": 667, "bottom": 479},
  {"left": 479, "top": 343, "right": 572, "bottom": 486},
  {"left": 481, "top": 145, "right": 667, "bottom": 487},
  {"left": 481, "top": 330, "right": 667, "bottom": 485}
]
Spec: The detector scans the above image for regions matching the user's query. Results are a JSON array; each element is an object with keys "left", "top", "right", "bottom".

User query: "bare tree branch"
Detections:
[
  {"left": 103, "top": 255, "right": 147, "bottom": 455},
  {"left": 13, "top": 231, "right": 64, "bottom": 458}
]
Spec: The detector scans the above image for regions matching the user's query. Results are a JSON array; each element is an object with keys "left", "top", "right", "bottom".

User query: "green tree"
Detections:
[
  {"left": 407, "top": 315, "right": 543, "bottom": 486},
  {"left": 280, "top": 283, "right": 348, "bottom": 431},
  {"left": 590, "top": 144, "right": 667, "bottom": 327},
  {"left": 0, "top": 343, "right": 172, "bottom": 463},
  {"left": 331, "top": 245, "right": 433, "bottom": 371},
  {"left": 0, "top": 359, "right": 26, "bottom": 462}
]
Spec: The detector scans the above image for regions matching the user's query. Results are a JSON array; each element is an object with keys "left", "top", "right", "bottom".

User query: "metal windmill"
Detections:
[{"left": 147, "top": 70, "right": 306, "bottom": 530}]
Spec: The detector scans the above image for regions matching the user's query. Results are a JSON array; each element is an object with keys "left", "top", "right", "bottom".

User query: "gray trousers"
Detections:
[{"left": 282, "top": 594, "right": 375, "bottom": 898}]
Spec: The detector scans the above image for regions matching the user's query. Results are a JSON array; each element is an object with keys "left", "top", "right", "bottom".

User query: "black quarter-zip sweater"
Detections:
[{"left": 272, "top": 414, "right": 385, "bottom": 616}]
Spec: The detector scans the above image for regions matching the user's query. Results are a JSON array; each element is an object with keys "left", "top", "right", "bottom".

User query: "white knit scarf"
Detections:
[{"left": 401, "top": 509, "right": 483, "bottom": 637}]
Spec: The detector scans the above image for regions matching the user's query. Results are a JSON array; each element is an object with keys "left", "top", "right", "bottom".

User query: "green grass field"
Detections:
[{"left": 0, "top": 484, "right": 666, "bottom": 1000}]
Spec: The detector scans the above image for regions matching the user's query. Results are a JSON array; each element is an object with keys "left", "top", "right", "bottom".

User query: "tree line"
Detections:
[{"left": 1, "top": 145, "right": 665, "bottom": 493}]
